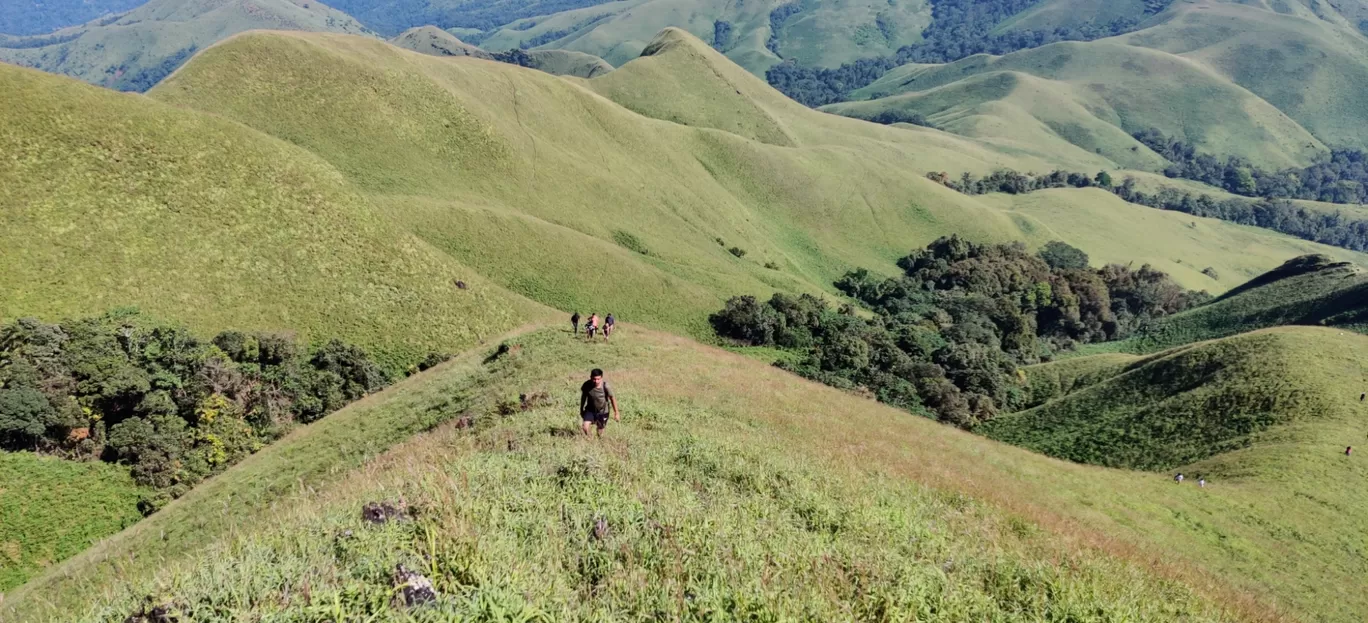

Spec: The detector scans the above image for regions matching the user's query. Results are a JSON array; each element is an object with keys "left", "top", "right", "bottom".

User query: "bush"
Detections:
[
  {"left": 711, "top": 236, "right": 1206, "bottom": 428},
  {"left": 0, "top": 311, "right": 393, "bottom": 511},
  {"left": 1037, "top": 241, "right": 1090, "bottom": 271},
  {"left": 728, "top": 247, "right": 748, "bottom": 258},
  {"left": 612, "top": 230, "right": 650, "bottom": 255}
]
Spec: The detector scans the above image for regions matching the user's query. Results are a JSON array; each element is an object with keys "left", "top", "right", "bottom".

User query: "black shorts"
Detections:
[{"left": 581, "top": 411, "right": 609, "bottom": 429}]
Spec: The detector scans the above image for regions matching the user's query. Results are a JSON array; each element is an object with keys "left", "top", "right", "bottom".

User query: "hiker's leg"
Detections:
[{"left": 581, "top": 419, "right": 592, "bottom": 436}]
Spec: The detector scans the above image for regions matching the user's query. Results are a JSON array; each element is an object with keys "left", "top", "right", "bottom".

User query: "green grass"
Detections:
[
  {"left": 10, "top": 324, "right": 1368, "bottom": 622},
  {"left": 0, "top": 0, "right": 378, "bottom": 91},
  {"left": 0, "top": 452, "right": 144, "bottom": 591},
  {"left": 142, "top": 28, "right": 1366, "bottom": 337},
  {"left": 0, "top": 61, "right": 546, "bottom": 370},
  {"left": 835, "top": 38, "right": 1325, "bottom": 170},
  {"left": 984, "top": 328, "right": 1351, "bottom": 470},
  {"left": 1, "top": 327, "right": 1251, "bottom": 622},
  {"left": 476, "top": 0, "right": 935, "bottom": 76},
  {"left": 1121, "top": 0, "right": 1368, "bottom": 152},
  {"left": 1127, "top": 254, "right": 1368, "bottom": 351},
  {"left": 390, "top": 26, "right": 493, "bottom": 59}
]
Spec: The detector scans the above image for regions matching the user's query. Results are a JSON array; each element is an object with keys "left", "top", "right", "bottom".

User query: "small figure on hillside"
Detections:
[
  {"left": 571, "top": 311, "right": 581, "bottom": 335},
  {"left": 1174, "top": 473, "right": 1184, "bottom": 484},
  {"left": 1198, "top": 476, "right": 1207, "bottom": 488},
  {"left": 1360, "top": 392, "right": 1365, "bottom": 402},
  {"left": 580, "top": 368, "right": 620, "bottom": 438},
  {"left": 604, "top": 313, "right": 616, "bottom": 340},
  {"left": 1348, "top": 446, "right": 1354, "bottom": 456},
  {"left": 586, "top": 313, "right": 600, "bottom": 339}
]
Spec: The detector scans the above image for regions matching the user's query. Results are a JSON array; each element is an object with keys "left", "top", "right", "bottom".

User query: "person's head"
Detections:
[{"left": 590, "top": 368, "right": 604, "bottom": 386}]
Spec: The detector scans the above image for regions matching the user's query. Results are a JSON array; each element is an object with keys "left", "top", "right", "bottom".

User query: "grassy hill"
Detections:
[
  {"left": 0, "top": 0, "right": 148, "bottom": 36},
  {"left": 827, "top": 0, "right": 1368, "bottom": 168},
  {"left": 985, "top": 327, "right": 1365, "bottom": 470},
  {"left": 0, "top": 0, "right": 377, "bottom": 92},
  {"left": 390, "top": 25, "right": 493, "bottom": 59},
  {"left": 1124, "top": 254, "right": 1368, "bottom": 351},
  {"left": 0, "top": 61, "right": 546, "bottom": 369},
  {"left": 6, "top": 27, "right": 1362, "bottom": 359},
  {"left": 390, "top": 26, "right": 616, "bottom": 77},
  {"left": 828, "top": 38, "right": 1326, "bottom": 170},
  {"left": 474, "top": 0, "right": 935, "bottom": 76},
  {"left": 0, "top": 453, "right": 144, "bottom": 591},
  {"left": 6, "top": 325, "right": 1368, "bottom": 622}
]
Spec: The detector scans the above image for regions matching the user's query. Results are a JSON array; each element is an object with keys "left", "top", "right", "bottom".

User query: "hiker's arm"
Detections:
[
  {"left": 610, "top": 395, "right": 620, "bottom": 421},
  {"left": 580, "top": 391, "right": 587, "bottom": 414}
]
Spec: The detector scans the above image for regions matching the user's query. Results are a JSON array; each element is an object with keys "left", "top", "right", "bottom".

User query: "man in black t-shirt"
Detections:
[{"left": 580, "top": 368, "right": 620, "bottom": 437}]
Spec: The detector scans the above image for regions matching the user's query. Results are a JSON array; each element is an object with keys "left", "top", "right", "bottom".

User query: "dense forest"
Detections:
[
  {"left": 931, "top": 168, "right": 1368, "bottom": 252},
  {"left": 711, "top": 237, "right": 1205, "bottom": 428},
  {"left": 767, "top": 0, "right": 1174, "bottom": 107},
  {"left": 0, "top": 311, "right": 440, "bottom": 513},
  {"left": 1134, "top": 129, "right": 1368, "bottom": 205}
]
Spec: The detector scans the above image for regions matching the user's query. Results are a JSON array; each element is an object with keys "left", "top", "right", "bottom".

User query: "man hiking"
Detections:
[
  {"left": 604, "top": 313, "right": 616, "bottom": 339},
  {"left": 585, "top": 313, "right": 599, "bottom": 339},
  {"left": 580, "top": 368, "right": 619, "bottom": 437},
  {"left": 571, "top": 311, "right": 581, "bottom": 335}
]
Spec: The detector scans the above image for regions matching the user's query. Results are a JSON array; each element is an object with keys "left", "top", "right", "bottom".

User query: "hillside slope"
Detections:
[
  {"left": 474, "top": 0, "right": 935, "bottom": 75},
  {"left": 1129, "top": 254, "right": 1368, "bottom": 350},
  {"left": 0, "top": 0, "right": 376, "bottom": 92},
  {"left": 829, "top": 0, "right": 1368, "bottom": 166},
  {"left": 985, "top": 327, "right": 1365, "bottom": 471},
  {"left": 144, "top": 29, "right": 1367, "bottom": 321},
  {"left": 7, "top": 325, "right": 1368, "bottom": 622},
  {"left": 0, "top": 62, "right": 544, "bottom": 368},
  {"left": 829, "top": 38, "right": 1325, "bottom": 170}
]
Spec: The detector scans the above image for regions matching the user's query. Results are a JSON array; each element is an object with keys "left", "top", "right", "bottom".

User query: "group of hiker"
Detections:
[
  {"left": 571, "top": 312, "right": 615, "bottom": 340},
  {"left": 1174, "top": 472, "right": 1207, "bottom": 488}
]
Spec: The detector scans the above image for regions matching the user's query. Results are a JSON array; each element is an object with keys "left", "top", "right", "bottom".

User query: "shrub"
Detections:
[{"left": 728, "top": 246, "right": 748, "bottom": 258}]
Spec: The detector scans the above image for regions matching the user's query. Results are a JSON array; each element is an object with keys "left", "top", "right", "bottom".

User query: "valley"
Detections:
[{"left": 4, "top": 1, "right": 1368, "bottom": 622}]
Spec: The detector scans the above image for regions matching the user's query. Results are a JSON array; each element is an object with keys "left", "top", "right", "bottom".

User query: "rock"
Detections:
[
  {"left": 361, "top": 500, "right": 409, "bottom": 525},
  {"left": 519, "top": 391, "right": 552, "bottom": 411},
  {"left": 454, "top": 279, "right": 468, "bottom": 290},
  {"left": 393, "top": 563, "right": 437, "bottom": 607},
  {"left": 123, "top": 599, "right": 178, "bottom": 623}
]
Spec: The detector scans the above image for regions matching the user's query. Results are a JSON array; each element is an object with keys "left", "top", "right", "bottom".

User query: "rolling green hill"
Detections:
[
  {"left": 390, "top": 25, "right": 616, "bottom": 77},
  {"left": 827, "top": 38, "right": 1326, "bottom": 170},
  {"left": 145, "top": 29, "right": 1368, "bottom": 324},
  {"left": 5, "top": 325, "right": 1368, "bottom": 622},
  {"left": 390, "top": 25, "right": 493, "bottom": 59},
  {"left": 6, "top": 27, "right": 1362, "bottom": 360},
  {"left": 0, "top": 0, "right": 377, "bottom": 92},
  {"left": 474, "top": 0, "right": 936, "bottom": 75},
  {"left": 0, "top": 61, "right": 546, "bottom": 369},
  {"left": 1127, "top": 254, "right": 1368, "bottom": 350},
  {"left": 827, "top": 0, "right": 1368, "bottom": 168}
]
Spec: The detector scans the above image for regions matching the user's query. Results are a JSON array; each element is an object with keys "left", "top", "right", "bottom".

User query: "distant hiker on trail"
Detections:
[
  {"left": 1175, "top": 473, "right": 1184, "bottom": 484},
  {"left": 1348, "top": 446, "right": 1354, "bottom": 456},
  {"left": 1198, "top": 476, "right": 1206, "bottom": 488},
  {"left": 586, "top": 314, "right": 600, "bottom": 339},
  {"left": 604, "top": 313, "right": 616, "bottom": 339},
  {"left": 572, "top": 312, "right": 581, "bottom": 335},
  {"left": 580, "top": 368, "right": 620, "bottom": 437}
]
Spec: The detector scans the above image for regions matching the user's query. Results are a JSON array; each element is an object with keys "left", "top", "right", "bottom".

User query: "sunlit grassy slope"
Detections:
[
  {"left": 0, "top": 0, "right": 377, "bottom": 92},
  {"left": 830, "top": 0, "right": 1368, "bottom": 166},
  {"left": 476, "top": 0, "right": 935, "bottom": 75},
  {"left": 0, "top": 453, "right": 143, "bottom": 591},
  {"left": 830, "top": 38, "right": 1325, "bottom": 170},
  {"left": 8, "top": 325, "right": 1368, "bottom": 622},
  {"left": 1126, "top": 254, "right": 1368, "bottom": 350},
  {"left": 390, "top": 26, "right": 615, "bottom": 77},
  {"left": 143, "top": 28, "right": 1366, "bottom": 324},
  {"left": 0, "top": 62, "right": 546, "bottom": 369}
]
